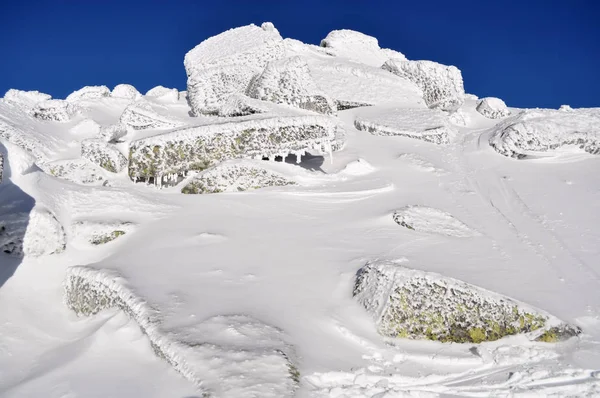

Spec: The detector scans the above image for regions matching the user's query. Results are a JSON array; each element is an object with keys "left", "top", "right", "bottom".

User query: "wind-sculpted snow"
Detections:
[
  {"left": 353, "top": 261, "right": 579, "bottom": 343},
  {"left": 393, "top": 206, "right": 479, "bottom": 237},
  {"left": 119, "top": 100, "right": 186, "bottom": 130},
  {"left": 476, "top": 97, "right": 510, "bottom": 119},
  {"left": 81, "top": 139, "right": 128, "bottom": 173},
  {"left": 112, "top": 84, "right": 142, "bottom": 100},
  {"left": 490, "top": 108, "right": 600, "bottom": 158},
  {"left": 145, "top": 86, "right": 179, "bottom": 102},
  {"left": 247, "top": 56, "right": 336, "bottom": 115},
  {"left": 66, "top": 85, "right": 111, "bottom": 102},
  {"left": 181, "top": 160, "right": 297, "bottom": 194},
  {"left": 383, "top": 59, "right": 465, "bottom": 111},
  {"left": 184, "top": 23, "right": 285, "bottom": 115},
  {"left": 354, "top": 107, "right": 454, "bottom": 144},
  {"left": 64, "top": 267, "right": 299, "bottom": 397},
  {"left": 3, "top": 89, "right": 51, "bottom": 110},
  {"left": 128, "top": 115, "right": 338, "bottom": 184},
  {"left": 32, "top": 99, "right": 80, "bottom": 122}
]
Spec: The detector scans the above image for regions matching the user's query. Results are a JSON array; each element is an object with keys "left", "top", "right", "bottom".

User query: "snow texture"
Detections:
[
  {"left": 247, "top": 56, "right": 336, "bottom": 115},
  {"left": 490, "top": 108, "right": 600, "bottom": 158},
  {"left": 145, "top": 86, "right": 179, "bottom": 102},
  {"left": 476, "top": 97, "right": 511, "bottom": 119},
  {"left": 383, "top": 59, "right": 465, "bottom": 111},
  {"left": 111, "top": 84, "right": 142, "bottom": 100},
  {"left": 81, "top": 139, "right": 128, "bottom": 173},
  {"left": 66, "top": 85, "right": 111, "bottom": 102},
  {"left": 31, "top": 99, "right": 80, "bottom": 122},
  {"left": 392, "top": 206, "right": 479, "bottom": 237},
  {"left": 119, "top": 100, "right": 185, "bottom": 130}
]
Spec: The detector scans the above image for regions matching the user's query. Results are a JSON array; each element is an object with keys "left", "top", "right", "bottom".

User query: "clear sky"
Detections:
[{"left": 1, "top": 0, "right": 598, "bottom": 108}]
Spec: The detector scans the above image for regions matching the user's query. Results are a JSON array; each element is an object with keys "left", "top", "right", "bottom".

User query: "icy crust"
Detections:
[
  {"left": 111, "top": 84, "right": 142, "bottom": 100},
  {"left": 383, "top": 59, "right": 465, "bottom": 111},
  {"left": 476, "top": 97, "right": 510, "bottom": 119},
  {"left": 181, "top": 161, "right": 296, "bottom": 194},
  {"left": 247, "top": 56, "right": 336, "bottom": 115},
  {"left": 392, "top": 206, "right": 479, "bottom": 237},
  {"left": 66, "top": 85, "right": 111, "bottom": 102},
  {"left": 64, "top": 267, "right": 299, "bottom": 396},
  {"left": 489, "top": 108, "right": 600, "bottom": 158},
  {"left": 3, "top": 89, "right": 51, "bottom": 109},
  {"left": 47, "top": 158, "right": 108, "bottom": 185},
  {"left": 119, "top": 100, "right": 186, "bottom": 130},
  {"left": 128, "top": 115, "right": 338, "bottom": 183},
  {"left": 354, "top": 108, "right": 454, "bottom": 144},
  {"left": 145, "top": 86, "right": 179, "bottom": 101},
  {"left": 81, "top": 139, "right": 128, "bottom": 173},
  {"left": 353, "top": 261, "right": 579, "bottom": 343},
  {"left": 32, "top": 99, "right": 80, "bottom": 122},
  {"left": 319, "top": 29, "right": 407, "bottom": 67}
]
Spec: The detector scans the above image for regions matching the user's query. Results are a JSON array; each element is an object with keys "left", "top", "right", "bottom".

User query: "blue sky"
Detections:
[{"left": 1, "top": 0, "right": 598, "bottom": 108}]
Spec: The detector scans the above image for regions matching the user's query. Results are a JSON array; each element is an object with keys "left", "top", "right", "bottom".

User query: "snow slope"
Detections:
[{"left": 1, "top": 22, "right": 600, "bottom": 398}]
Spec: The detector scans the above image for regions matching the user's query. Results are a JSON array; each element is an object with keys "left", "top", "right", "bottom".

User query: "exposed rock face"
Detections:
[
  {"left": 111, "top": 84, "right": 142, "bottom": 100},
  {"left": 354, "top": 261, "right": 579, "bottom": 343},
  {"left": 181, "top": 161, "right": 296, "bottom": 194},
  {"left": 320, "top": 29, "right": 407, "bottom": 66},
  {"left": 247, "top": 56, "right": 336, "bottom": 115},
  {"left": 31, "top": 99, "right": 80, "bottom": 122},
  {"left": 476, "top": 97, "right": 510, "bottom": 119},
  {"left": 81, "top": 139, "right": 128, "bottom": 173},
  {"left": 3, "top": 89, "right": 51, "bottom": 110},
  {"left": 184, "top": 22, "right": 285, "bottom": 115},
  {"left": 489, "top": 108, "right": 600, "bottom": 158},
  {"left": 383, "top": 59, "right": 465, "bottom": 111},
  {"left": 119, "top": 100, "right": 185, "bottom": 131},
  {"left": 66, "top": 85, "right": 111, "bottom": 102},
  {"left": 145, "top": 86, "right": 179, "bottom": 101}
]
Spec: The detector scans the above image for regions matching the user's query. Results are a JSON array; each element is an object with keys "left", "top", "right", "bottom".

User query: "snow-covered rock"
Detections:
[
  {"left": 119, "top": 100, "right": 185, "bottom": 130},
  {"left": 353, "top": 260, "right": 578, "bottom": 343},
  {"left": 3, "top": 89, "right": 51, "bottom": 110},
  {"left": 70, "top": 118, "right": 101, "bottom": 136},
  {"left": 392, "top": 206, "right": 479, "bottom": 237},
  {"left": 22, "top": 207, "right": 66, "bottom": 257},
  {"left": 448, "top": 108, "right": 471, "bottom": 127},
  {"left": 217, "top": 94, "right": 270, "bottom": 117},
  {"left": 145, "top": 86, "right": 179, "bottom": 101},
  {"left": 247, "top": 56, "right": 336, "bottom": 115},
  {"left": 111, "top": 84, "right": 142, "bottom": 100},
  {"left": 66, "top": 85, "right": 111, "bottom": 102},
  {"left": 181, "top": 161, "right": 296, "bottom": 194},
  {"left": 98, "top": 123, "right": 127, "bottom": 143},
  {"left": 31, "top": 99, "right": 79, "bottom": 122},
  {"left": 47, "top": 158, "right": 108, "bottom": 185},
  {"left": 489, "top": 108, "right": 600, "bottom": 158},
  {"left": 476, "top": 97, "right": 510, "bottom": 119},
  {"left": 81, "top": 139, "right": 128, "bottom": 173},
  {"left": 70, "top": 221, "right": 134, "bottom": 246},
  {"left": 383, "top": 59, "right": 465, "bottom": 111},
  {"left": 320, "top": 29, "right": 407, "bottom": 67},
  {"left": 184, "top": 23, "right": 285, "bottom": 115},
  {"left": 0, "top": 152, "right": 3, "bottom": 184}
]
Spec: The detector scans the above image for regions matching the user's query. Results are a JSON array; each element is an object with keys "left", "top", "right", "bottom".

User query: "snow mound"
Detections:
[
  {"left": 319, "top": 29, "right": 407, "bottom": 67},
  {"left": 128, "top": 115, "right": 338, "bottom": 184},
  {"left": 47, "top": 158, "right": 108, "bottom": 185},
  {"left": 81, "top": 139, "right": 128, "bottom": 173},
  {"left": 392, "top": 206, "right": 478, "bottom": 237},
  {"left": 145, "top": 86, "right": 179, "bottom": 101},
  {"left": 111, "top": 84, "right": 142, "bottom": 100},
  {"left": 98, "top": 123, "right": 127, "bottom": 143},
  {"left": 448, "top": 108, "right": 471, "bottom": 127},
  {"left": 66, "top": 85, "right": 111, "bottom": 102},
  {"left": 489, "top": 108, "right": 600, "bottom": 158},
  {"left": 32, "top": 99, "right": 80, "bottom": 122},
  {"left": 397, "top": 153, "right": 445, "bottom": 174},
  {"left": 476, "top": 97, "right": 510, "bottom": 119},
  {"left": 181, "top": 160, "right": 297, "bottom": 194},
  {"left": 3, "top": 89, "right": 51, "bottom": 110},
  {"left": 21, "top": 207, "right": 66, "bottom": 257},
  {"left": 70, "top": 118, "right": 101, "bottom": 136},
  {"left": 119, "top": 100, "right": 186, "bottom": 130},
  {"left": 353, "top": 260, "right": 579, "bottom": 343},
  {"left": 339, "top": 158, "right": 376, "bottom": 176},
  {"left": 247, "top": 56, "right": 336, "bottom": 115},
  {"left": 354, "top": 107, "right": 454, "bottom": 144},
  {"left": 184, "top": 23, "right": 285, "bottom": 115},
  {"left": 383, "top": 59, "right": 465, "bottom": 111},
  {"left": 70, "top": 221, "right": 134, "bottom": 246}
]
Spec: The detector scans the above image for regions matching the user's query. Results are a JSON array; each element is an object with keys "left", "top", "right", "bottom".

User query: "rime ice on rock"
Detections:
[
  {"left": 320, "top": 29, "right": 407, "bottom": 67},
  {"left": 383, "top": 59, "right": 465, "bottom": 111},
  {"left": 476, "top": 97, "right": 510, "bottom": 119},
  {"left": 217, "top": 94, "right": 270, "bottom": 117},
  {"left": 120, "top": 100, "right": 185, "bottom": 130},
  {"left": 98, "top": 123, "right": 127, "bottom": 143},
  {"left": 3, "top": 89, "right": 52, "bottom": 110},
  {"left": 81, "top": 139, "right": 128, "bottom": 173},
  {"left": 490, "top": 108, "right": 600, "bottom": 158},
  {"left": 112, "top": 84, "right": 142, "bottom": 100},
  {"left": 184, "top": 23, "right": 285, "bottom": 115},
  {"left": 70, "top": 119, "right": 101, "bottom": 136},
  {"left": 22, "top": 207, "right": 66, "bottom": 257},
  {"left": 145, "top": 86, "right": 179, "bottom": 102},
  {"left": 66, "top": 85, "right": 111, "bottom": 102},
  {"left": 47, "top": 158, "right": 108, "bottom": 185},
  {"left": 247, "top": 56, "right": 336, "bottom": 115},
  {"left": 32, "top": 99, "right": 80, "bottom": 122},
  {"left": 448, "top": 108, "right": 471, "bottom": 127}
]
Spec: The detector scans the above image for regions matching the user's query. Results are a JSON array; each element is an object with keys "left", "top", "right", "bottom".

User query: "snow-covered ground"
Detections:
[{"left": 1, "top": 22, "right": 599, "bottom": 398}]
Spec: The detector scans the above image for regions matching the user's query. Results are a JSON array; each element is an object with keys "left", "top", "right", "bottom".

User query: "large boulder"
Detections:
[
  {"left": 112, "top": 84, "right": 142, "bottom": 100},
  {"left": 476, "top": 97, "right": 511, "bottom": 119},
  {"left": 22, "top": 207, "right": 66, "bottom": 256},
  {"left": 383, "top": 59, "right": 465, "bottom": 111},
  {"left": 81, "top": 139, "right": 128, "bottom": 173},
  {"left": 320, "top": 29, "right": 407, "bottom": 67},
  {"left": 66, "top": 85, "right": 111, "bottom": 102},
  {"left": 184, "top": 22, "right": 285, "bottom": 115},
  {"left": 32, "top": 99, "right": 80, "bottom": 122},
  {"left": 247, "top": 56, "right": 335, "bottom": 115}
]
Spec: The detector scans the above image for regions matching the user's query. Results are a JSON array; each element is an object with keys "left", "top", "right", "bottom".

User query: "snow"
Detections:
[
  {"left": 145, "top": 85, "right": 179, "bottom": 102},
  {"left": 66, "top": 85, "right": 111, "bottom": 102},
  {"left": 111, "top": 84, "right": 142, "bottom": 100},
  {"left": 1, "top": 22, "right": 600, "bottom": 398},
  {"left": 476, "top": 96, "right": 511, "bottom": 119},
  {"left": 3, "top": 89, "right": 51, "bottom": 109}
]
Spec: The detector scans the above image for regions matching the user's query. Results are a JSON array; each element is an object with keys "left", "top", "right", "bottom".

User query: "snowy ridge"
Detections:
[
  {"left": 3, "top": 89, "right": 51, "bottom": 110},
  {"left": 81, "top": 139, "right": 128, "bottom": 173},
  {"left": 32, "top": 99, "right": 80, "bottom": 122},
  {"left": 66, "top": 86, "right": 111, "bottom": 102},
  {"left": 119, "top": 100, "right": 186, "bottom": 130},
  {"left": 476, "top": 97, "right": 510, "bottom": 119},
  {"left": 47, "top": 158, "right": 108, "bottom": 185},
  {"left": 111, "top": 84, "right": 142, "bottom": 100}
]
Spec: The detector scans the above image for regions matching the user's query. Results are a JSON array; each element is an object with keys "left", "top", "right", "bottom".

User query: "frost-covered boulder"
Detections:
[
  {"left": 184, "top": 23, "right": 285, "bottom": 115},
  {"left": 476, "top": 97, "right": 510, "bottom": 119},
  {"left": 448, "top": 108, "right": 471, "bottom": 127},
  {"left": 70, "top": 221, "right": 134, "bottom": 246},
  {"left": 22, "top": 207, "right": 66, "bottom": 257},
  {"left": 353, "top": 260, "right": 580, "bottom": 343},
  {"left": 31, "top": 99, "right": 80, "bottom": 122},
  {"left": 247, "top": 56, "right": 336, "bottom": 115},
  {"left": 3, "top": 89, "right": 52, "bottom": 110},
  {"left": 181, "top": 161, "right": 296, "bottom": 194},
  {"left": 392, "top": 206, "right": 479, "bottom": 237},
  {"left": 81, "top": 139, "right": 128, "bottom": 173},
  {"left": 319, "top": 29, "right": 407, "bottom": 67},
  {"left": 119, "top": 100, "right": 185, "bottom": 131},
  {"left": 112, "top": 84, "right": 142, "bottom": 100},
  {"left": 66, "top": 85, "right": 111, "bottom": 102},
  {"left": 354, "top": 108, "right": 454, "bottom": 144},
  {"left": 383, "top": 59, "right": 465, "bottom": 111},
  {"left": 128, "top": 115, "right": 338, "bottom": 184},
  {"left": 145, "top": 86, "right": 179, "bottom": 102},
  {"left": 489, "top": 108, "right": 600, "bottom": 158},
  {"left": 98, "top": 123, "right": 127, "bottom": 143},
  {"left": 46, "top": 158, "right": 108, "bottom": 185},
  {"left": 70, "top": 118, "right": 101, "bottom": 136},
  {"left": 217, "top": 94, "right": 270, "bottom": 117}
]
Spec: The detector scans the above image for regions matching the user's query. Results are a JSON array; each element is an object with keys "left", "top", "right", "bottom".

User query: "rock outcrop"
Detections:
[
  {"left": 119, "top": 100, "right": 185, "bottom": 131},
  {"left": 66, "top": 85, "right": 111, "bottom": 102},
  {"left": 32, "top": 99, "right": 80, "bottom": 122},
  {"left": 81, "top": 139, "right": 128, "bottom": 173},
  {"left": 320, "top": 29, "right": 407, "bottom": 67},
  {"left": 112, "top": 84, "right": 142, "bottom": 100},
  {"left": 3, "top": 89, "right": 52, "bottom": 110},
  {"left": 476, "top": 97, "right": 510, "bottom": 119},
  {"left": 145, "top": 86, "right": 179, "bottom": 101}
]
